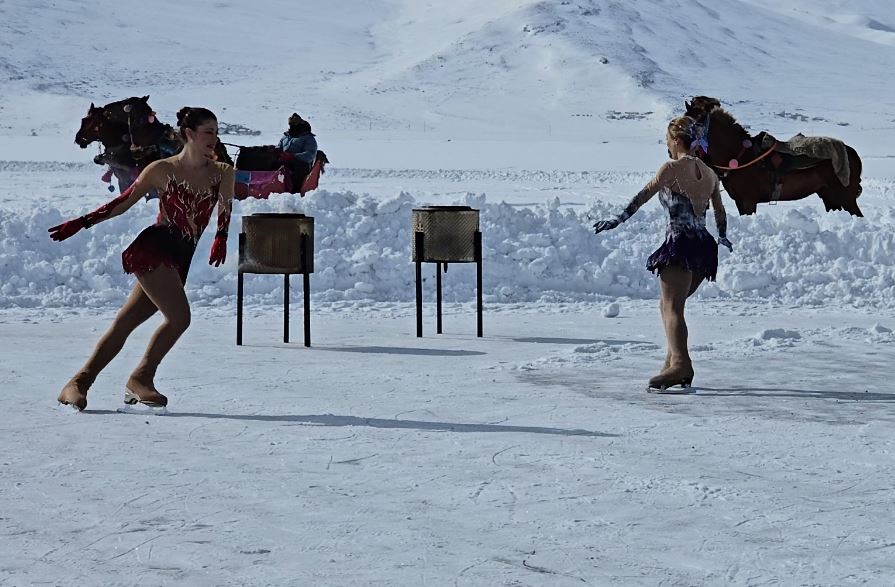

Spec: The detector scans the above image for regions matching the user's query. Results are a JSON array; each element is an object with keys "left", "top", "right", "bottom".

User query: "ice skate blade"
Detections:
[
  {"left": 117, "top": 403, "right": 168, "bottom": 416},
  {"left": 123, "top": 388, "right": 167, "bottom": 408},
  {"left": 647, "top": 384, "right": 696, "bottom": 395}
]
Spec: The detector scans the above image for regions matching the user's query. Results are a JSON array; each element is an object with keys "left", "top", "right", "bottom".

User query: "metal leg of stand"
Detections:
[
  {"left": 475, "top": 231, "right": 483, "bottom": 338},
  {"left": 415, "top": 232, "right": 424, "bottom": 337},
  {"left": 237, "top": 233, "right": 246, "bottom": 346},
  {"left": 284, "top": 274, "right": 290, "bottom": 343},
  {"left": 436, "top": 262, "right": 443, "bottom": 334},
  {"left": 303, "top": 272, "right": 311, "bottom": 347},
  {"left": 237, "top": 271, "right": 244, "bottom": 345}
]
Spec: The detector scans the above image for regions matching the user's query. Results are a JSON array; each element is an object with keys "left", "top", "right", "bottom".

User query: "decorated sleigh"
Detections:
[{"left": 230, "top": 145, "right": 328, "bottom": 201}]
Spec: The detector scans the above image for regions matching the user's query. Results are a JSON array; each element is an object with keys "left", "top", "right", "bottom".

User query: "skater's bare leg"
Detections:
[
  {"left": 126, "top": 266, "right": 191, "bottom": 406},
  {"left": 649, "top": 266, "right": 694, "bottom": 388},
  {"left": 58, "top": 283, "right": 158, "bottom": 410},
  {"left": 687, "top": 270, "right": 705, "bottom": 298},
  {"left": 654, "top": 267, "right": 703, "bottom": 374},
  {"left": 658, "top": 293, "right": 670, "bottom": 372}
]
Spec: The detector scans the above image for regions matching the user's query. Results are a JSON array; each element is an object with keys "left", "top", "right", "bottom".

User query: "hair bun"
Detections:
[{"left": 176, "top": 107, "right": 191, "bottom": 127}]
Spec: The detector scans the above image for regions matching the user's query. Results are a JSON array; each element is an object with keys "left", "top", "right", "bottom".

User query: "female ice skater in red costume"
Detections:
[{"left": 49, "top": 106, "right": 234, "bottom": 411}]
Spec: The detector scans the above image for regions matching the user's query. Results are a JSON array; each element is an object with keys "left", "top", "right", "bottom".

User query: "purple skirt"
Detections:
[
  {"left": 122, "top": 224, "right": 196, "bottom": 284},
  {"left": 646, "top": 228, "right": 718, "bottom": 280}
]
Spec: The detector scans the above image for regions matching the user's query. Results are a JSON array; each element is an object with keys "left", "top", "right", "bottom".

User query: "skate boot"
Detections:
[
  {"left": 647, "top": 363, "right": 695, "bottom": 394},
  {"left": 57, "top": 372, "right": 94, "bottom": 411},
  {"left": 119, "top": 371, "right": 169, "bottom": 415}
]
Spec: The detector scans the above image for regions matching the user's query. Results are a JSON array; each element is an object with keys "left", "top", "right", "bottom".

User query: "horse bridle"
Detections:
[{"left": 123, "top": 103, "right": 160, "bottom": 157}]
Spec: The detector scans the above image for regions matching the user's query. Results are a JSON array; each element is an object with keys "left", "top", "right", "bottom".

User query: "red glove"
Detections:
[
  {"left": 280, "top": 151, "right": 295, "bottom": 161},
  {"left": 209, "top": 234, "right": 227, "bottom": 266},
  {"left": 48, "top": 217, "right": 88, "bottom": 241}
]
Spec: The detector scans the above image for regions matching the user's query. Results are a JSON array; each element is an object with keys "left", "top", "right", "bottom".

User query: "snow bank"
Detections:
[{"left": 3, "top": 188, "right": 895, "bottom": 310}]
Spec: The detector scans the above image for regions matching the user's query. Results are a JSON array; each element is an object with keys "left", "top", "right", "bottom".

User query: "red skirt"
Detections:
[{"left": 122, "top": 225, "right": 196, "bottom": 284}]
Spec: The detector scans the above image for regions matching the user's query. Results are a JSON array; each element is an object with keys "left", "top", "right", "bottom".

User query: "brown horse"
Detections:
[
  {"left": 684, "top": 96, "right": 863, "bottom": 216},
  {"left": 125, "top": 96, "right": 234, "bottom": 165}
]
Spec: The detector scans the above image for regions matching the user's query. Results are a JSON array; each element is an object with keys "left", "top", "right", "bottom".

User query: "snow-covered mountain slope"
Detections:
[{"left": 2, "top": 0, "right": 894, "bottom": 145}]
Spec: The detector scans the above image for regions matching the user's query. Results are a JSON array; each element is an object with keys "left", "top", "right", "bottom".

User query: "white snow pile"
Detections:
[{"left": 2, "top": 186, "right": 895, "bottom": 309}]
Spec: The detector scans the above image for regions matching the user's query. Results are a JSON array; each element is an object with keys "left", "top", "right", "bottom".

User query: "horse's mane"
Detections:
[
  {"left": 105, "top": 96, "right": 139, "bottom": 108},
  {"left": 709, "top": 107, "right": 750, "bottom": 139}
]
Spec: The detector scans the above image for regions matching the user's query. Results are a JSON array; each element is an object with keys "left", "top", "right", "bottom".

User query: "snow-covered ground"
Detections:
[
  {"left": 4, "top": 303, "right": 895, "bottom": 585},
  {"left": 2, "top": 0, "right": 895, "bottom": 585}
]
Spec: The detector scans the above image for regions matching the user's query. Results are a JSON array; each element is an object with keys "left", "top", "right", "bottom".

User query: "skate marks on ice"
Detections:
[
  {"left": 501, "top": 315, "right": 895, "bottom": 424},
  {"left": 513, "top": 324, "right": 893, "bottom": 374},
  {"left": 511, "top": 338, "right": 661, "bottom": 371},
  {"left": 521, "top": 355, "right": 895, "bottom": 426}
]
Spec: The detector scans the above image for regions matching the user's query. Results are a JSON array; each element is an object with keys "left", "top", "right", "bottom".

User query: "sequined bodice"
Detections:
[
  {"left": 157, "top": 178, "right": 220, "bottom": 242},
  {"left": 659, "top": 188, "right": 707, "bottom": 233}
]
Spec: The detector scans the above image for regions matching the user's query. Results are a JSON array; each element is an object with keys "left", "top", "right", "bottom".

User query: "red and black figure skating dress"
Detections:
[{"left": 122, "top": 174, "right": 230, "bottom": 283}]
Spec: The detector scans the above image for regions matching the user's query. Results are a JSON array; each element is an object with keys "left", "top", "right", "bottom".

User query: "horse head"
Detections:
[
  {"left": 74, "top": 103, "right": 106, "bottom": 148},
  {"left": 681, "top": 97, "right": 752, "bottom": 167},
  {"left": 684, "top": 96, "right": 721, "bottom": 120}
]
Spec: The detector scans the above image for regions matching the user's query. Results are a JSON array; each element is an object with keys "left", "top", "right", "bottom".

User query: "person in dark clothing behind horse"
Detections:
[
  {"left": 278, "top": 113, "right": 317, "bottom": 193},
  {"left": 593, "top": 116, "right": 732, "bottom": 393}
]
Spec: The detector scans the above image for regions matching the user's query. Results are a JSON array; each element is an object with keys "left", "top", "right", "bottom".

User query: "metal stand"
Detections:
[
  {"left": 237, "top": 232, "right": 311, "bottom": 347},
  {"left": 414, "top": 230, "right": 483, "bottom": 338},
  {"left": 475, "top": 230, "right": 483, "bottom": 338}
]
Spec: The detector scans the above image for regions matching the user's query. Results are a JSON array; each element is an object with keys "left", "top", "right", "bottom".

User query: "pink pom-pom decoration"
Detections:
[{"left": 728, "top": 159, "right": 739, "bottom": 169}]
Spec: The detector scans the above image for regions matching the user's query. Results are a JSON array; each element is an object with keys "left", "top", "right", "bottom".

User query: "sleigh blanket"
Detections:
[{"left": 234, "top": 168, "right": 289, "bottom": 200}]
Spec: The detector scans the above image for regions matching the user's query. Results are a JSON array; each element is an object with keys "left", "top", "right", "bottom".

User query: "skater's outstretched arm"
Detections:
[
  {"left": 594, "top": 163, "right": 671, "bottom": 234},
  {"left": 709, "top": 179, "right": 731, "bottom": 251},
  {"left": 209, "top": 164, "right": 235, "bottom": 266},
  {"left": 49, "top": 162, "right": 165, "bottom": 241}
]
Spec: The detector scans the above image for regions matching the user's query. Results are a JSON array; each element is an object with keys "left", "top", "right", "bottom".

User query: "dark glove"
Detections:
[
  {"left": 209, "top": 234, "right": 227, "bottom": 266},
  {"left": 280, "top": 151, "right": 295, "bottom": 162},
  {"left": 593, "top": 218, "right": 620, "bottom": 234},
  {"left": 718, "top": 237, "right": 733, "bottom": 251},
  {"left": 48, "top": 217, "right": 88, "bottom": 241}
]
